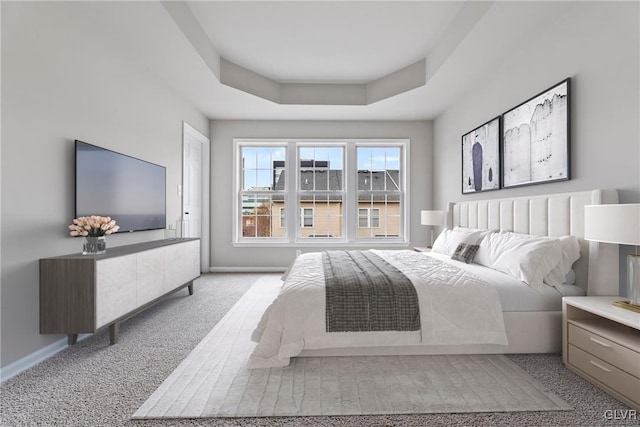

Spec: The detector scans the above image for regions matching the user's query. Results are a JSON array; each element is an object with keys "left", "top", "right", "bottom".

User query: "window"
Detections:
[
  {"left": 358, "top": 208, "right": 380, "bottom": 228},
  {"left": 235, "top": 139, "right": 407, "bottom": 244},
  {"left": 239, "top": 146, "right": 286, "bottom": 239},
  {"left": 298, "top": 146, "right": 344, "bottom": 239},
  {"left": 300, "top": 207, "right": 314, "bottom": 228},
  {"left": 357, "top": 147, "right": 401, "bottom": 238}
]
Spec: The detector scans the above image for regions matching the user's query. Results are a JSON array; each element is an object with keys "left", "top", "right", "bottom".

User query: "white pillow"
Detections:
[
  {"left": 475, "top": 231, "right": 563, "bottom": 294},
  {"left": 431, "top": 228, "right": 483, "bottom": 256},
  {"left": 544, "top": 235, "right": 580, "bottom": 288},
  {"left": 454, "top": 226, "right": 498, "bottom": 243}
]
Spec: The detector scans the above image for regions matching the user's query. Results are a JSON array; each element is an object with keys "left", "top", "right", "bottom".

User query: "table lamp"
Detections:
[
  {"left": 421, "top": 210, "right": 444, "bottom": 248},
  {"left": 585, "top": 204, "right": 640, "bottom": 310}
]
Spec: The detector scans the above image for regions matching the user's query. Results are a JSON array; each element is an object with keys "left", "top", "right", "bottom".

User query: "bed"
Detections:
[{"left": 249, "top": 189, "right": 620, "bottom": 369}]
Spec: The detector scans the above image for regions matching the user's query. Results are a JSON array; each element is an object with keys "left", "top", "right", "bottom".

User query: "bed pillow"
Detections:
[
  {"left": 454, "top": 226, "right": 498, "bottom": 243},
  {"left": 451, "top": 243, "right": 480, "bottom": 264},
  {"left": 544, "top": 235, "right": 581, "bottom": 288},
  {"left": 431, "top": 228, "right": 483, "bottom": 256},
  {"left": 475, "top": 231, "right": 563, "bottom": 294}
]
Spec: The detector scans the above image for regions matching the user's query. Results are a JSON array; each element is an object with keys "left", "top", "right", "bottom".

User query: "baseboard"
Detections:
[
  {"left": 0, "top": 333, "right": 90, "bottom": 384},
  {"left": 209, "top": 267, "right": 287, "bottom": 273}
]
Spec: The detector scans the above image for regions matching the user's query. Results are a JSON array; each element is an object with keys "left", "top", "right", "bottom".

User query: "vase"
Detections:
[{"left": 83, "top": 236, "right": 106, "bottom": 255}]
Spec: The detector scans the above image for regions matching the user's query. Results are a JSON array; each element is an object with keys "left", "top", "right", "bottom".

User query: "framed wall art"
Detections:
[
  {"left": 502, "top": 78, "right": 570, "bottom": 188},
  {"left": 461, "top": 116, "right": 501, "bottom": 194}
]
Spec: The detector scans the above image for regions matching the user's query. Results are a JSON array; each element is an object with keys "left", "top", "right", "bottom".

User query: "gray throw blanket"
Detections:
[{"left": 323, "top": 250, "right": 420, "bottom": 332}]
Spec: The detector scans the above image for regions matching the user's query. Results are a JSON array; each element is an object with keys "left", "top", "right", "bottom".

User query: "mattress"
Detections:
[{"left": 426, "top": 252, "right": 585, "bottom": 312}]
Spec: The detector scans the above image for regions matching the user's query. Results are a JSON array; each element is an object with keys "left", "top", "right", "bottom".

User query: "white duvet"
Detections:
[{"left": 248, "top": 250, "right": 508, "bottom": 369}]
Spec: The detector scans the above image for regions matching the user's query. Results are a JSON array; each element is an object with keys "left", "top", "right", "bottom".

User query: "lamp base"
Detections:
[
  {"left": 612, "top": 300, "right": 640, "bottom": 314},
  {"left": 628, "top": 254, "right": 640, "bottom": 306}
]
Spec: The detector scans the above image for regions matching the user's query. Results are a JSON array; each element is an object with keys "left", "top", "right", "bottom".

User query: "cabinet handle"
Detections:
[
  {"left": 589, "top": 337, "right": 612, "bottom": 348},
  {"left": 589, "top": 360, "right": 612, "bottom": 373}
]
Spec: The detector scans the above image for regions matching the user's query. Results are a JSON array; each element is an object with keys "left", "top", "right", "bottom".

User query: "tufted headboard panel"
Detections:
[{"left": 446, "top": 189, "right": 619, "bottom": 296}]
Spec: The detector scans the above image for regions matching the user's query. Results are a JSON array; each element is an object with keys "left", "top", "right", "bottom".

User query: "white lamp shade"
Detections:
[
  {"left": 421, "top": 210, "right": 444, "bottom": 226},
  {"left": 584, "top": 204, "right": 640, "bottom": 246}
]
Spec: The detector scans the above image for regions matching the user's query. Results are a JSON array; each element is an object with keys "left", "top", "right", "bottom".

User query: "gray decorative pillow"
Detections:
[{"left": 451, "top": 243, "right": 480, "bottom": 264}]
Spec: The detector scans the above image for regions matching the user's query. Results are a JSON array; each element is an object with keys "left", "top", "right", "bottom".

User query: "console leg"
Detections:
[
  {"left": 109, "top": 323, "right": 119, "bottom": 345},
  {"left": 68, "top": 334, "right": 78, "bottom": 345},
  {"left": 188, "top": 282, "right": 194, "bottom": 296}
]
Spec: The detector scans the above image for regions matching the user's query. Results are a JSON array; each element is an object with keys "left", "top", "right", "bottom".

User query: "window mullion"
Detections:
[
  {"left": 345, "top": 143, "right": 357, "bottom": 242},
  {"left": 287, "top": 141, "right": 297, "bottom": 241}
]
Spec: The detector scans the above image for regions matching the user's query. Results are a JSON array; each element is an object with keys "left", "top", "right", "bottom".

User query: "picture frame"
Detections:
[
  {"left": 461, "top": 116, "right": 501, "bottom": 194},
  {"left": 502, "top": 78, "right": 570, "bottom": 188}
]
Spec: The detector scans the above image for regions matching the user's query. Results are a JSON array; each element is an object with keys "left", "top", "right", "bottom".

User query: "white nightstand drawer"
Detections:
[
  {"left": 569, "top": 323, "right": 640, "bottom": 378},
  {"left": 568, "top": 344, "right": 640, "bottom": 406}
]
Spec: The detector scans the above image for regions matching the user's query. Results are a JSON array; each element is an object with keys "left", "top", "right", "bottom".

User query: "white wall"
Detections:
[
  {"left": 209, "top": 120, "right": 432, "bottom": 269},
  {"left": 433, "top": 1, "right": 639, "bottom": 294},
  {"left": 1, "top": 2, "right": 208, "bottom": 368}
]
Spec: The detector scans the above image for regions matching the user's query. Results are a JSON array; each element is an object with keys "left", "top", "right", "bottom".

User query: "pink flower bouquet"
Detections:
[{"left": 68, "top": 216, "right": 120, "bottom": 237}]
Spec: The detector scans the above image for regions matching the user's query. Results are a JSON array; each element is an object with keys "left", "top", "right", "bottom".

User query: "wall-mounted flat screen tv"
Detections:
[{"left": 75, "top": 140, "right": 166, "bottom": 233}]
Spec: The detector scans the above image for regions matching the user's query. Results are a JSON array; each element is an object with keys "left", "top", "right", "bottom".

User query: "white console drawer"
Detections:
[
  {"left": 568, "top": 344, "right": 640, "bottom": 407},
  {"left": 95, "top": 256, "right": 137, "bottom": 328},
  {"left": 568, "top": 323, "right": 640, "bottom": 378},
  {"left": 137, "top": 247, "right": 166, "bottom": 306}
]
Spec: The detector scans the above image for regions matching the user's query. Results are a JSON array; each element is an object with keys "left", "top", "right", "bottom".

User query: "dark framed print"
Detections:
[
  {"left": 502, "top": 78, "right": 570, "bottom": 188},
  {"left": 461, "top": 116, "right": 501, "bottom": 194}
]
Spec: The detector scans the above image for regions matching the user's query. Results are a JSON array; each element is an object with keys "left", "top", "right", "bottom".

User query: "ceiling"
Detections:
[
  {"left": 188, "top": 1, "right": 464, "bottom": 84},
  {"left": 86, "top": 1, "right": 576, "bottom": 121}
]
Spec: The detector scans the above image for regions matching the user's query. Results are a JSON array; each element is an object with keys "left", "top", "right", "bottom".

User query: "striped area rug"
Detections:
[{"left": 133, "top": 275, "right": 572, "bottom": 419}]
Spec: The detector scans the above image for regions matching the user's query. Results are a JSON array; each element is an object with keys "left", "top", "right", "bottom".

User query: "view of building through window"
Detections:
[
  {"left": 357, "top": 147, "right": 401, "bottom": 238},
  {"left": 240, "top": 147, "right": 285, "bottom": 238},
  {"left": 239, "top": 143, "right": 403, "bottom": 241},
  {"left": 296, "top": 147, "right": 344, "bottom": 238}
]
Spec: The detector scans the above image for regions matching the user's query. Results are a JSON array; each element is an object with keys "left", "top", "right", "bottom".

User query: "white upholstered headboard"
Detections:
[{"left": 446, "top": 189, "right": 619, "bottom": 296}]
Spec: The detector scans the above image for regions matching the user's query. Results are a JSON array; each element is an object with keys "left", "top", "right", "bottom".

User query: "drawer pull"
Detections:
[
  {"left": 589, "top": 360, "right": 612, "bottom": 373},
  {"left": 589, "top": 337, "right": 611, "bottom": 348}
]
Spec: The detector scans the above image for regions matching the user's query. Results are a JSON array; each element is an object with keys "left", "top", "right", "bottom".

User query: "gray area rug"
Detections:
[{"left": 133, "top": 275, "right": 571, "bottom": 419}]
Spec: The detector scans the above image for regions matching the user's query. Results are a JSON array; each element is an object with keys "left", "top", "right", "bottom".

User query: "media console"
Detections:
[{"left": 40, "top": 238, "right": 200, "bottom": 345}]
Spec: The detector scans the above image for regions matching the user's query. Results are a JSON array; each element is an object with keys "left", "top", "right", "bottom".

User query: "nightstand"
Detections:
[
  {"left": 562, "top": 296, "right": 640, "bottom": 410},
  {"left": 413, "top": 247, "right": 432, "bottom": 252}
]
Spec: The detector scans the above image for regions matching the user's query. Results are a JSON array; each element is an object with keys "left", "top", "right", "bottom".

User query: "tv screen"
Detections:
[{"left": 75, "top": 140, "right": 166, "bottom": 233}]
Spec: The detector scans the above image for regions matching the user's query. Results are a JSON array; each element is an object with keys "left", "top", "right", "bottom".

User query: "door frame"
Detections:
[{"left": 182, "top": 121, "right": 210, "bottom": 272}]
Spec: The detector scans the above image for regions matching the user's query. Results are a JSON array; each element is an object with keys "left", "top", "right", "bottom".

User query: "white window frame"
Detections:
[
  {"left": 352, "top": 141, "right": 407, "bottom": 243},
  {"left": 233, "top": 138, "right": 409, "bottom": 247},
  {"left": 296, "top": 142, "right": 346, "bottom": 242},
  {"left": 234, "top": 141, "right": 289, "bottom": 243}
]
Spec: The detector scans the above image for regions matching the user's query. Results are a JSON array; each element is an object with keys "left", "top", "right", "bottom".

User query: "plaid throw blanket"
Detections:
[{"left": 323, "top": 250, "right": 420, "bottom": 332}]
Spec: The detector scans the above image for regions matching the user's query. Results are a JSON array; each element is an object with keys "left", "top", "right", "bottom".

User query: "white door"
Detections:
[
  {"left": 181, "top": 122, "right": 210, "bottom": 273},
  {"left": 182, "top": 134, "right": 202, "bottom": 238}
]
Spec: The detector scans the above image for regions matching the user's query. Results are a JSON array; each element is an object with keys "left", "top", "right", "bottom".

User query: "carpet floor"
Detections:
[
  {"left": 1, "top": 273, "right": 636, "bottom": 426},
  {"left": 134, "top": 275, "right": 571, "bottom": 419}
]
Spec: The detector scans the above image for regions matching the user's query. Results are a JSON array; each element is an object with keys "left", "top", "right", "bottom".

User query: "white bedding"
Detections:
[
  {"left": 248, "top": 249, "right": 508, "bottom": 369},
  {"left": 427, "top": 253, "right": 585, "bottom": 312}
]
